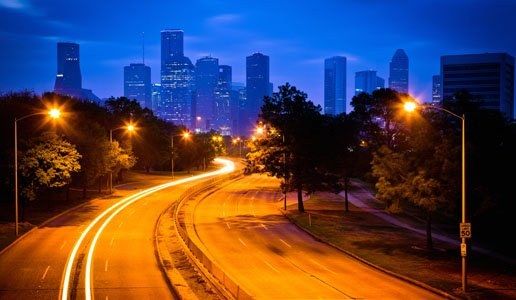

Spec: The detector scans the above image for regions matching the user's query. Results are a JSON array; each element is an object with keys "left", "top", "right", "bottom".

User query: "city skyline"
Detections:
[{"left": 2, "top": 0, "right": 516, "bottom": 111}]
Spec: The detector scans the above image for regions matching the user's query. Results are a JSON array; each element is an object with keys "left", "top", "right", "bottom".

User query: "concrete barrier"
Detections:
[{"left": 173, "top": 172, "right": 253, "bottom": 300}]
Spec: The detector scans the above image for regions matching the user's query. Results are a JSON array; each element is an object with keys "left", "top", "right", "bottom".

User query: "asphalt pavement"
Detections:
[{"left": 191, "top": 174, "right": 443, "bottom": 299}]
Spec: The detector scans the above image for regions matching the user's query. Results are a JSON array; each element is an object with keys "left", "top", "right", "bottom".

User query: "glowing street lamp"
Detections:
[
  {"left": 171, "top": 131, "right": 191, "bottom": 179},
  {"left": 232, "top": 137, "right": 242, "bottom": 157},
  {"left": 404, "top": 100, "right": 468, "bottom": 292},
  {"left": 14, "top": 107, "right": 62, "bottom": 236},
  {"left": 109, "top": 122, "right": 137, "bottom": 193},
  {"left": 256, "top": 126, "right": 265, "bottom": 135},
  {"left": 48, "top": 108, "right": 61, "bottom": 119},
  {"left": 403, "top": 101, "right": 417, "bottom": 113}
]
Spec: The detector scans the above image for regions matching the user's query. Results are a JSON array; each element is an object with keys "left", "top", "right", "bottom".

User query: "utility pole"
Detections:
[
  {"left": 283, "top": 133, "right": 287, "bottom": 210},
  {"left": 14, "top": 119, "right": 19, "bottom": 236}
]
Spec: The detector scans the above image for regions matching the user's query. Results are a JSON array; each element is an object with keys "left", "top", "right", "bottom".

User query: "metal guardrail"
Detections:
[{"left": 173, "top": 172, "right": 252, "bottom": 300}]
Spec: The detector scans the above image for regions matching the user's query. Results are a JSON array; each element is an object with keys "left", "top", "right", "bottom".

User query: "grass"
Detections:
[{"left": 286, "top": 192, "right": 515, "bottom": 299}]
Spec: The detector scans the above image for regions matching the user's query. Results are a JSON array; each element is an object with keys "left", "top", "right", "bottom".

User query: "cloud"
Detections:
[
  {"left": 0, "top": 0, "right": 40, "bottom": 15},
  {"left": 0, "top": 0, "right": 28, "bottom": 9},
  {"left": 206, "top": 13, "right": 242, "bottom": 26}
]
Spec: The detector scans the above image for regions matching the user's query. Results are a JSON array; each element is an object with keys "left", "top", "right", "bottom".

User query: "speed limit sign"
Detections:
[{"left": 460, "top": 223, "right": 471, "bottom": 238}]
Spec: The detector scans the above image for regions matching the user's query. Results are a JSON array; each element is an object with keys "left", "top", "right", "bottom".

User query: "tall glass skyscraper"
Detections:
[
  {"left": 124, "top": 63, "right": 151, "bottom": 109},
  {"left": 195, "top": 56, "right": 219, "bottom": 131},
  {"left": 355, "top": 70, "right": 384, "bottom": 95},
  {"left": 432, "top": 75, "right": 441, "bottom": 104},
  {"left": 53, "top": 42, "right": 99, "bottom": 102},
  {"left": 161, "top": 29, "right": 183, "bottom": 58},
  {"left": 388, "top": 49, "right": 409, "bottom": 93},
  {"left": 245, "top": 53, "right": 270, "bottom": 135},
  {"left": 324, "top": 56, "right": 346, "bottom": 115},
  {"left": 151, "top": 83, "right": 162, "bottom": 112},
  {"left": 54, "top": 42, "right": 82, "bottom": 91},
  {"left": 441, "top": 53, "right": 515, "bottom": 119},
  {"left": 160, "top": 29, "right": 195, "bottom": 126},
  {"left": 214, "top": 65, "right": 232, "bottom": 134}
]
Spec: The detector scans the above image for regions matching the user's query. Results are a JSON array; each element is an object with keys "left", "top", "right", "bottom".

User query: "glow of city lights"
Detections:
[{"left": 182, "top": 131, "right": 191, "bottom": 139}]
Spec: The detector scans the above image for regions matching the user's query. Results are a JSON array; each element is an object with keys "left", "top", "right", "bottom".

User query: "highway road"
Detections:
[
  {"left": 0, "top": 158, "right": 234, "bottom": 300},
  {"left": 191, "top": 174, "right": 443, "bottom": 299}
]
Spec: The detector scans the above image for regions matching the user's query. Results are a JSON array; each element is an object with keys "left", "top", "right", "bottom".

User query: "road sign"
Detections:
[
  {"left": 461, "top": 243, "right": 467, "bottom": 257},
  {"left": 460, "top": 222, "right": 471, "bottom": 239}
]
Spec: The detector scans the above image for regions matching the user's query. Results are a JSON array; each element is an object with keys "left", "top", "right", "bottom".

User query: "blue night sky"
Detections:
[{"left": 1, "top": 0, "right": 515, "bottom": 111}]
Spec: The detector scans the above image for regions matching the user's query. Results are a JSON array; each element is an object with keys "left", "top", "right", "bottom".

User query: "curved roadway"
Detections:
[
  {"left": 192, "top": 174, "right": 443, "bottom": 299},
  {"left": 0, "top": 159, "right": 234, "bottom": 300}
]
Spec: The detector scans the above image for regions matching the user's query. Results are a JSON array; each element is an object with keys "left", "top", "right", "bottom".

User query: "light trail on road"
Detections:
[{"left": 60, "top": 158, "right": 234, "bottom": 300}]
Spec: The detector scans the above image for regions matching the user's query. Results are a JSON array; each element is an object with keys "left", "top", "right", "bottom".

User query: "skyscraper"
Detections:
[
  {"left": 388, "top": 49, "right": 409, "bottom": 93},
  {"left": 124, "top": 63, "right": 151, "bottom": 109},
  {"left": 214, "top": 65, "right": 232, "bottom": 134},
  {"left": 151, "top": 83, "right": 162, "bottom": 112},
  {"left": 432, "top": 75, "right": 441, "bottom": 104},
  {"left": 54, "top": 42, "right": 99, "bottom": 102},
  {"left": 324, "top": 56, "right": 346, "bottom": 115},
  {"left": 161, "top": 29, "right": 183, "bottom": 58},
  {"left": 355, "top": 70, "right": 385, "bottom": 95},
  {"left": 245, "top": 53, "right": 270, "bottom": 134},
  {"left": 195, "top": 57, "right": 219, "bottom": 131},
  {"left": 54, "top": 42, "right": 82, "bottom": 91},
  {"left": 160, "top": 29, "right": 195, "bottom": 125},
  {"left": 230, "top": 83, "right": 245, "bottom": 136},
  {"left": 441, "top": 53, "right": 515, "bottom": 119}
]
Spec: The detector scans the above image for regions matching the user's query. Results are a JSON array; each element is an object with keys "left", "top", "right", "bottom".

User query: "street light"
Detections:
[
  {"left": 232, "top": 137, "right": 242, "bottom": 157},
  {"left": 404, "top": 100, "right": 468, "bottom": 292},
  {"left": 14, "top": 108, "right": 62, "bottom": 236},
  {"left": 171, "top": 131, "right": 191, "bottom": 179},
  {"left": 109, "top": 122, "right": 136, "bottom": 193}
]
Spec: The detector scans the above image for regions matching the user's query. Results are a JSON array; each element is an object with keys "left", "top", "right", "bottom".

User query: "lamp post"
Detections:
[
  {"left": 404, "top": 101, "right": 468, "bottom": 292},
  {"left": 109, "top": 123, "right": 135, "bottom": 193},
  {"left": 232, "top": 137, "right": 242, "bottom": 157},
  {"left": 171, "top": 131, "right": 191, "bottom": 179},
  {"left": 14, "top": 108, "right": 61, "bottom": 236}
]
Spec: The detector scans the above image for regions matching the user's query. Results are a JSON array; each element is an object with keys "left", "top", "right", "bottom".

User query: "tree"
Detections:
[
  {"left": 20, "top": 132, "right": 81, "bottom": 214},
  {"left": 350, "top": 88, "right": 409, "bottom": 150},
  {"left": 372, "top": 110, "right": 459, "bottom": 250},
  {"left": 247, "top": 83, "right": 328, "bottom": 212}
]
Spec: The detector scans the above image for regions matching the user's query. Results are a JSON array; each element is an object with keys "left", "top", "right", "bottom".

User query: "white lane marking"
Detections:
[
  {"left": 41, "top": 265, "right": 50, "bottom": 280},
  {"left": 60, "top": 241, "right": 67, "bottom": 250},
  {"left": 105, "top": 296, "right": 108, "bottom": 300},
  {"left": 263, "top": 260, "right": 280, "bottom": 273},
  {"left": 118, "top": 221, "right": 123, "bottom": 228},
  {"left": 109, "top": 237, "right": 115, "bottom": 247},
  {"left": 81, "top": 158, "right": 235, "bottom": 300},
  {"left": 279, "top": 238, "right": 292, "bottom": 248},
  {"left": 226, "top": 222, "right": 231, "bottom": 229},
  {"left": 309, "top": 258, "right": 338, "bottom": 275},
  {"left": 238, "top": 238, "right": 247, "bottom": 247},
  {"left": 61, "top": 158, "right": 235, "bottom": 300},
  {"left": 104, "top": 259, "right": 109, "bottom": 272},
  {"left": 260, "top": 223, "right": 268, "bottom": 230}
]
